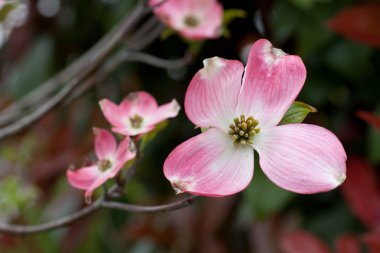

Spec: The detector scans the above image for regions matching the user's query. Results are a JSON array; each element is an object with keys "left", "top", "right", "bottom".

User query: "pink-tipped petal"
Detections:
[
  {"left": 115, "top": 136, "right": 136, "bottom": 169},
  {"left": 148, "top": 99, "right": 181, "bottom": 125},
  {"left": 185, "top": 57, "right": 244, "bottom": 132},
  {"left": 99, "top": 99, "right": 126, "bottom": 128},
  {"left": 121, "top": 91, "right": 158, "bottom": 114},
  {"left": 84, "top": 169, "right": 114, "bottom": 201},
  {"left": 66, "top": 165, "right": 101, "bottom": 190},
  {"left": 253, "top": 124, "right": 347, "bottom": 194},
  {"left": 237, "top": 39, "right": 307, "bottom": 129},
  {"left": 164, "top": 128, "right": 254, "bottom": 196},
  {"left": 94, "top": 128, "right": 117, "bottom": 160}
]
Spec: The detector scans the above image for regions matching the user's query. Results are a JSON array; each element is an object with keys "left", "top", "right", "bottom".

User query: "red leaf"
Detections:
[
  {"left": 280, "top": 231, "right": 332, "bottom": 253},
  {"left": 357, "top": 111, "right": 380, "bottom": 131},
  {"left": 362, "top": 232, "right": 380, "bottom": 253},
  {"left": 341, "top": 157, "right": 380, "bottom": 229},
  {"left": 327, "top": 4, "right": 380, "bottom": 47},
  {"left": 335, "top": 234, "right": 361, "bottom": 253}
]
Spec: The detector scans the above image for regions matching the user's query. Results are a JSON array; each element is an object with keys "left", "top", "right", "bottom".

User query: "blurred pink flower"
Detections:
[
  {"left": 150, "top": 0, "right": 223, "bottom": 40},
  {"left": 67, "top": 128, "right": 136, "bottom": 202},
  {"left": 164, "top": 39, "right": 347, "bottom": 197},
  {"left": 99, "top": 91, "right": 180, "bottom": 136}
]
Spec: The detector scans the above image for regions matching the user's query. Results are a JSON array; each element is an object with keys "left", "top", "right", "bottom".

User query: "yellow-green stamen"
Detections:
[
  {"left": 129, "top": 114, "right": 143, "bottom": 129},
  {"left": 98, "top": 159, "right": 112, "bottom": 171},
  {"left": 184, "top": 15, "right": 199, "bottom": 27},
  {"left": 229, "top": 115, "right": 260, "bottom": 145}
]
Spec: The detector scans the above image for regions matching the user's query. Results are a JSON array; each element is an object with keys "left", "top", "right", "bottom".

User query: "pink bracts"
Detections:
[
  {"left": 150, "top": 0, "right": 223, "bottom": 40},
  {"left": 100, "top": 91, "right": 180, "bottom": 137},
  {"left": 163, "top": 39, "right": 347, "bottom": 196},
  {"left": 67, "top": 128, "right": 136, "bottom": 202}
]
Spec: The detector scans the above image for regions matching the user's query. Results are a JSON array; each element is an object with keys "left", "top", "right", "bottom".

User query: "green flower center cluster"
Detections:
[
  {"left": 229, "top": 115, "right": 260, "bottom": 145},
  {"left": 184, "top": 15, "right": 199, "bottom": 27},
  {"left": 129, "top": 114, "right": 143, "bottom": 129},
  {"left": 98, "top": 159, "right": 112, "bottom": 171}
]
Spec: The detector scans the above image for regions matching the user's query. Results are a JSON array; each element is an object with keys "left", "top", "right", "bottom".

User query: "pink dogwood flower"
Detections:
[
  {"left": 67, "top": 128, "right": 136, "bottom": 202},
  {"left": 99, "top": 91, "right": 180, "bottom": 137},
  {"left": 150, "top": 0, "right": 223, "bottom": 40},
  {"left": 164, "top": 39, "right": 347, "bottom": 196}
]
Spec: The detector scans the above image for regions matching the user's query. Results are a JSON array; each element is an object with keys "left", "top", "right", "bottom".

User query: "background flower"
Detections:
[
  {"left": 150, "top": 0, "right": 223, "bottom": 40},
  {"left": 67, "top": 128, "right": 136, "bottom": 202},
  {"left": 100, "top": 91, "right": 180, "bottom": 136}
]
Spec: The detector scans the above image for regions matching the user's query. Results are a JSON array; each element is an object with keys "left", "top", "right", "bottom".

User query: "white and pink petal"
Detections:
[
  {"left": 252, "top": 124, "right": 347, "bottom": 194},
  {"left": 84, "top": 169, "right": 115, "bottom": 202},
  {"left": 148, "top": 99, "right": 180, "bottom": 126},
  {"left": 237, "top": 39, "right": 307, "bottom": 129},
  {"left": 66, "top": 165, "right": 102, "bottom": 191},
  {"left": 121, "top": 91, "right": 158, "bottom": 115},
  {"left": 164, "top": 128, "right": 254, "bottom": 196},
  {"left": 115, "top": 136, "right": 136, "bottom": 169},
  {"left": 185, "top": 57, "right": 244, "bottom": 132},
  {"left": 99, "top": 99, "right": 126, "bottom": 128},
  {"left": 93, "top": 128, "right": 117, "bottom": 160}
]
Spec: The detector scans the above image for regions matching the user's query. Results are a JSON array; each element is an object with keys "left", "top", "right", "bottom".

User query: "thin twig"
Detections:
[
  {"left": 124, "top": 51, "right": 192, "bottom": 69},
  {"left": 101, "top": 195, "right": 198, "bottom": 213},
  {"left": 0, "top": 198, "right": 103, "bottom": 235},
  {"left": 131, "top": 22, "right": 164, "bottom": 50},
  {"left": 64, "top": 23, "right": 175, "bottom": 104},
  {"left": 0, "top": 9, "right": 164, "bottom": 127},
  {"left": 0, "top": 0, "right": 149, "bottom": 127},
  {"left": 126, "top": 15, "right": 160, "bottom": 49},
  {"left": 0, "top": 195, "right": 198, "bottom": 235},
  {"left": 0, "top": 1, "right": 148, "bottom": 140}
]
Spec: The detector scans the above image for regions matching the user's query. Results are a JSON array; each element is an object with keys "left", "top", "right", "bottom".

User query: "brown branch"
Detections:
[
  {"left": 64, "top": 21, "right": 166, "bottom": 104},
  {"left": 0, "top": 195, "right": 198, "bottom": 235},
  {"left": 123, "top": 51, "right": 193, "bottom": 69},
  {"left": 101, "top": 195, "right": 198, "bottom": 213},
  {"left": 0, "top": 199, "right": 103, "bottom": 235},
  {"left": 0, "top": 0, "right": 148, "bottom": 128}
]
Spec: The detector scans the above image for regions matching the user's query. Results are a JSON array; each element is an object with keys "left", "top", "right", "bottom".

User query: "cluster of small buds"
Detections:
[
  {"left": 98, "top": 159, "right": 112, "bottom": 172},
  {"left": 229, "top": 115, "right": 260, "bottom": 145},
  {"left": 129, "top": 114, "right": 143, "bottom": 129}
]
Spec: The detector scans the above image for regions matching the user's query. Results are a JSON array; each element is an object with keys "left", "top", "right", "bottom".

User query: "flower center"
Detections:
[
  {"left": 98, "top": 159, "right": 112, "bottom": 171},
  {"left": 184, "top": 15, "right": 199, "bottom": 27},
  {"left": 129, "top": 114, "right": 143, "bottom": 129},
  {"left": 229, "top": 115, "right": 260, "bottom": 145}
]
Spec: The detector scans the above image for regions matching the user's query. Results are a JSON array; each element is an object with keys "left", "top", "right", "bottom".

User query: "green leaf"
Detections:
[
  {"left": 160, "top": 28, "right": 176, "bottom": 40},
  {"left": 279, "top": 101, "right": 317, "bottom": 125},
  {"left": 222, "top": 9, "right": 246, "bottom": 38},
  {"left": 223, "top": 9, "right": 246, "bottom": 25},
  {"left": 140, "top": 120, "right": 169, "bottom": 150}
]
